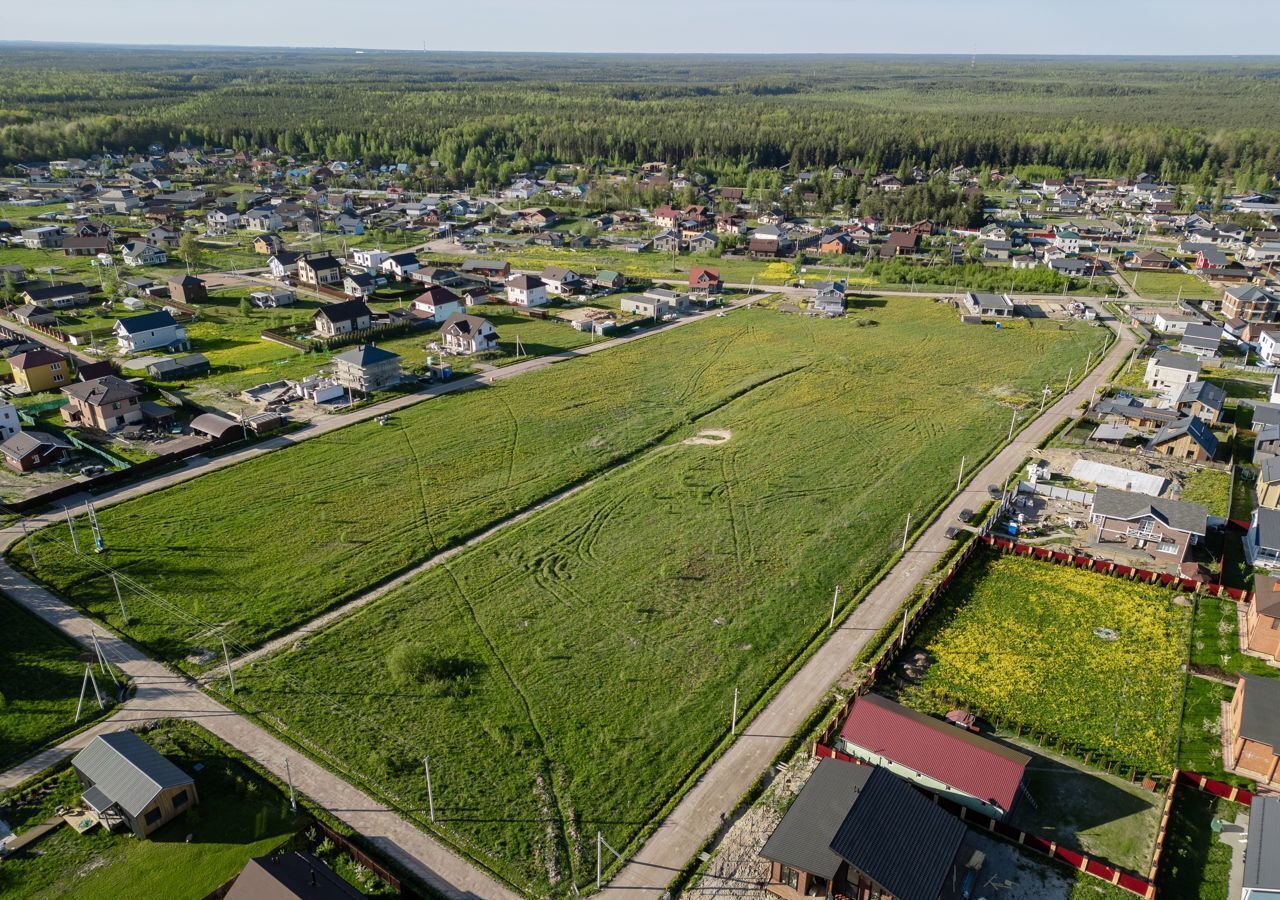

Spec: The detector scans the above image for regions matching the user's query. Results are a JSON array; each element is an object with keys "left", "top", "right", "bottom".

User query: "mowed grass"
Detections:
[
  {"left": 896, "top": 553, "right": 1191, "bottom": 774},
  {"left": 1119, "top": 270, "right": 1217, "bottom": 301},
  {"left": 0, "top": 721, "right": 300, "bottom": 900},
  {"left": 0, "top": 598, "right": 113, "bottom": 768},
  {"left": 208, "top": 311, "right": 1104, "bottom": 894}
]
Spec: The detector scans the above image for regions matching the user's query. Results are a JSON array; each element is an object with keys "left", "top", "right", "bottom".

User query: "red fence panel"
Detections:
[
  {"left": 1117, "top": 873, "right": 1153, "bottom": 896},
  {"left": 1085, "top": 859, "right": 1117, "bottom": 880},
  {"left": 1054, "top": 846, "right": 1087, "bottom": 868}
]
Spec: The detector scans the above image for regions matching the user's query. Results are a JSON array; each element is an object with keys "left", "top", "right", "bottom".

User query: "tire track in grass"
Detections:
[
  {"left": 435, "top": 560, "right": 580, "bottom": 889},
  {"left": 498, "top": 395, "right": 521, "bottom": 491},
  {"left": 398, "top": 423, "right": 442, "bottom": 553}
]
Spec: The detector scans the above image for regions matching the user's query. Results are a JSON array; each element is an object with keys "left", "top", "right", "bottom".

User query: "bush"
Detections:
[
  {"left": 385, "top": 645, "right": 480, "bottom": 695},
  {"left": 385, "top": 644, "right": 435, "bottom": 687}
]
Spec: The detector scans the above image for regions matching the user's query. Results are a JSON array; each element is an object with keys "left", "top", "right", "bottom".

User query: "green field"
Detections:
[
  {"left": 0, "top": 722, "right": 300, "bottom": 900},
  {"left": 894, "top": 552, "right": 1191, "bottom": 774},
  {"left": 0, "top": 599, "right": 114, "bottom": 767},
  {"left": 1120, "top": 270, "right": 1217, "bottom": 301},
  {"left": 1180, "top": 469, "right": 1231, "bottom": 519},
  {"left": 17, "top": 300, "right": 1105, "bottom": 895}
]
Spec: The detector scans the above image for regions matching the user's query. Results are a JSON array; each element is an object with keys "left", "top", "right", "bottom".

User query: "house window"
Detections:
[
  {"left": 1157, "top": 542, "right": 1178, "bottom": 554},
  {"left": 780, "top": 867, "right": 800, "bottom": 890},
  {"left": 171, "top": 789, "right": 188, "bottom": 808},
  {"left": 53, "top": 374, "right": 63, "bottom": 383},
  {"left": 143, "top": 807, "right": 162, "bottom": 826}
]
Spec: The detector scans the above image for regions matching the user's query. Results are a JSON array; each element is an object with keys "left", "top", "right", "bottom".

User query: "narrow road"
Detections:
[
  {"left": 596, "top": 308, "right": 1137, "bottom": 898},
  {"left": 0, "top": 564, "right": 521, "bottom": 900}
]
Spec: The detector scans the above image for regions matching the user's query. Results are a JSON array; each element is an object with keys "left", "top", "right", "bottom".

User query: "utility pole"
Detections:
[
  {"left": 19, "top": 519, "right": 36, "bottom": 569},
  {"left": 89, "top": 626, "right": 118, "bottom": 686},
  {"left": 956, "top": 455, "right": 966, "bottom": 492},
  {"left": 75, "top": 665, "right": 104, "bottom": 721},
  {"left": 1064, "top": 367, "right": 1072, "bottom": 394},
  {"left": 1008, "top": 407, "right": 1017, "bottom": 440},
  {"left": 731, "top": 686, "right": 739, "bottom": 736},
  {"left": 66, "top": 507, "right": 79, "bottom": 554},
  {"left": 1040, "top": 384, "right": 1051, "bottom": 412},
  {"left": 900, "top": 607, "right": 909, "bottom": 648},
  {"left": 221, "top": 636, "right": 235, "bottom": 693},
  {"left": 424, "top": 755, "right": 435, "bottom": 822},
  {"left": 111, "top": 572, "right": 128, "bottom": 624},
  {"left": 829, "top": 585, "right": 841, "bottom": 628},
  {"left": 86, "top": 500, "right": 105, "bottom": 552},
  {"left": 902, "top": 513, "right": 911, "bottom": 552}
]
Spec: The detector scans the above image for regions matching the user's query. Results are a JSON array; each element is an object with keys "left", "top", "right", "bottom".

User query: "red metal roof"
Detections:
[{"left": 837, "top": 693, "right": 1029, "bottom": 813}]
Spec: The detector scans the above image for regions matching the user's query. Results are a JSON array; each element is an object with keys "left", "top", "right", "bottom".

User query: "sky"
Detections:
[{"left": 6, "top": 0, "right": 1280, "bottom": 55}]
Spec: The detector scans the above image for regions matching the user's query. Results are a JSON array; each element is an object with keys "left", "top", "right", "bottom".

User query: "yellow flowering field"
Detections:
[{"left": 900, "top": 553, "right": 1191, "bottom": 773}]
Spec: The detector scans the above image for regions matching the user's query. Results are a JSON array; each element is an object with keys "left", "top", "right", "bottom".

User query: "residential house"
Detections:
[
  {"left": 1246, "top": 242, "right": 1280, "bottom": 264},
  {"left": 440, "top": 312, "right": 499, "bottom": 354},
  {"left": 169, "top": 275, "right": 207, "bottom": 304},
  {"left": 350, "top": 248, "right": 390, "bottom": 271},
  {"left": 268, "top": 250, "right": 301, "bottom": 279},
  {"left": 884, "top": 231, "right": 920, "bottom": 256},
  {"left": 1224, "top": 285, "right": 1280, "bottom": 323},
  {"left": 297, "top": 253, "right": 342, "bottom": 287},
  {"left": 652, "top": 205, "right": 680, "bottom": 229},
  {"left": 411, "top": 286, "right": 463, "bottom": 323},
  {"left": 506, "top": 274, "right": 547, "bottom": 307},
  {"left": 1246, "top": 576, "right": 1280, "bottom": 664},
  {"left": 144, "top": 353, "right": 210, "bottom": 381},
  {"left": 21, "top": 225, "right": 64, "bottom": 249},
  {"left": 1094, "top": 396, "right": 1183, "bottom": 430},
  {"left": 461, "top": 259, "right": 509, "bottom": 281},
  {"left": 1089, "top": 486, "right": 1208, "bottom": 563},
  {"left": 962, "top": 291, "right": 1016, "bottom": 318},
  {"left": 593, "top": 270, "right": 625, "bottom": 291},
  {"left": 1144, "top": 352, "right": 1201, "bottom": 396},
  {"left": 331, "top": 344, "right": 402, "bottom": 393},
  {"left": 1179, "top": 324, "right": 1224, "bottom": 359},
  {"left": 243, "top": 207, "right": 282, "bottom": 232},
  {"left": 1153, "top": 312, "right": 1202, "bottom": 335},
  {"left": 71, "top": 730, "right": 197, "bottom": 839},
  {"left": 342, "top": 271, "right": 376, "bottom": 299},
  {"left": 1227, "top": 675, "right": 1280, "bottom": 788},
  {"left": 114, "top": 310, "right": 189, "bottom": 354},
  {"left": 313, "top": 300, "right": 373, "bottom": 338},
  {"left": 205, "top": 206, "right": 240, "bottom": 232},
  {"left": 689, "top": 266, "right": 723, "bottom": 295},
  {"left": 1258, "top": 425, "right": 1280, "bottom": 461},
  {"left": 760, "top": 760, "right": 975, "bottom": 900},
  {"left": 60, "top": 375, "right": 143, "bottom": 431},
  {"left": 981, "top": 239, "right": 1012, "bottom": 260},
  {"left": 0, "top": 430, "right": 71, "bottom": 473},
  {"left": 1131, "top": 249, "right": 1174, "bottom": 270},
  {"left": 62, "top": 234, "right": 113, "bottom": 257},
  {"left": 121, "top": 241, "right": 166, "bottom": 267},
  {"left": 379, "top": 251, "right": 420, "bottom": 280},
  {"left": 0, "top": 401, "right": 19, "bottom": 441},
  {"left": 22, "top": 282, "right": 89, "bottom": 309},
  {"left": 11, "top": 303, "right": 56, "bottom": 327},
  {"left": 1247, "top": 506, "right": 1280, "bottom": 571},
  {"left": 249, "top": 287, "right": 296, "bottom": 308},
  {"left": 653, "top": 230, "right": 683, "bottom": 253},
  {"left": 541, "top": 267, "right": 584, "bottom": 297},
  {"left": 1259, "top": 456, "right": 1280, "bottom": 510},
  {"left": 252, "top": 234, "right": 283, "bottom": 255},
  {"left": 1261, "top": 331, "right": 1280, "bottom": 366},
  {"left": 1146, "top": 416, "right": 1218, "bottom": 462},
  {"left": 834, "top": 692, "right": 1029, "bottom": 819},
  {"left": 687, "top": 232, "right": 718, "bottom": 253},
  {"left": 1173, "top": 380, "right": 1226, "bottom": 426},
  {"left": 1243, "top": 796, "right": 1280, "bottom": 900},
  {"left": 10, "top": 348, "right": 71, "bottom": 392},
  {"left": 224, "top": 852, "right": 365, "bottom": 900},
  {"left": 811, "top": 288, "right": 846, "bottom": 316}
]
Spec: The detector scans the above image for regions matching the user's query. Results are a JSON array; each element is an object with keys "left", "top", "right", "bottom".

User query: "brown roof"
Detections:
[
  {"left": 225, "top": 852, "right": 363, "bottom": 900},
  {"left": 62, "top": 374, "right": 141, "bottom": 406},
  {"left": 1254, "top": 575, "right": 1280, "bottom": 618},
  {"left": 9, "top": 348, "right": 66, "bottom": 370}
]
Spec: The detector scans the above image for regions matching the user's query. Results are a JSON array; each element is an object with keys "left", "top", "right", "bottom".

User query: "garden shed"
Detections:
[{"left": 71, "top": 730, "right": 198, "bottom": 838}]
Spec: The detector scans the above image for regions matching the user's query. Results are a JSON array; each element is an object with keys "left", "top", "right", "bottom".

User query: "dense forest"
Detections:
[{"left": 2, "top": 46, "right": 1279, "bottom": 190}]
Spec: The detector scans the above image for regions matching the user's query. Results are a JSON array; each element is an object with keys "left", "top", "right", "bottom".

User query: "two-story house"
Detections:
[
  {"left": 60, "top": 375, "right": 144, "bottom": 431},
  {"left": 411, "top": 286, "right": 464, "bottom": 324},
  {"left": 10, "top": 348, "right": 71, "bottom": 393},
  {"left": 1144, "top": 352, "right": 1201, "bottom": 398},
  {"left": 113, "top": 310, "right": 189, "bottom": 355},
  {"left": 440, "top": 312, "right": 499, "bottom": 354},
  {"left": 506, "top": 274, "right": 547, "bottom": 307},
  {"left": 331, "top": 344, "right": 402, "bottom": 394},
  {"left": 313, "top": 299, "right": 373, "bottom": 338},
  {"left": 297, "top": 253, "right": 342, "bottom": 287}
]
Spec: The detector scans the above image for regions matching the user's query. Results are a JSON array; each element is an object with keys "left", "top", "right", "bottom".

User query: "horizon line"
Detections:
[{"left": 3, "top": 40, "right": 1280, "bottom": 59}]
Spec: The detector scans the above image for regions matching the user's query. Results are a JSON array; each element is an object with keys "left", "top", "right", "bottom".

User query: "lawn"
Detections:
[
  {"left": 0, "top": 721, "right": 300, "bottom": 900},
  {"left": 1180, "top": 469, "right": 1231, "bottom": 519},
  {"left": 15, "top": 301, "right": 1105, "bottom": 895},
  {"left": 0, "top": 598, "right": 115, "bottom": 768},
  {"left": 1118, "top": 270, "right": 1217, "bottom": 301},
  {"left": 895, "top": 552, "right": 1192, "bottom": 774},
  {"left": 1156, "top": 789, "right": 1245, "bottom": 900}
]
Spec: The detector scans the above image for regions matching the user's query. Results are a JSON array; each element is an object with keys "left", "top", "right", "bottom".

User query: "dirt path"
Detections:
[{"left": 596, "top": 306, "right": 1137, "bottom": 898}]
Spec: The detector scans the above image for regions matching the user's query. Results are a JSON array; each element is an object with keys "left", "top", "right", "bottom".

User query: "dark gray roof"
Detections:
[
  {"left": 226, "top": 851, "right": 365, "bottom": 900},
  {"left": 1261, "top": 455, "right": 1280, "bottom": 486},
  {"left": 71, "top": 730, "right": 193, "bottom": 817},
  {"left": 1174, "top": 380, "right": 1225, "bottom": 410},
  {"left": 760, "top": 758, "right": 872, "bottom": 879},
  {"left": 0, "top": 430, "right": 72, "bottom": 460},
  {"left": 314, "top": 299, "right": 372, "bottom": 324},
  {"left": 1252, "top": 506, "right": 1280, "bottom": 552},
  {"left": 1151, "top": 351, "right": 1201, "bottom": 374},
  {"left": 1091, "top": 486, "right": 1207, "bottom": 536},
  {"left": 829, "top": 767, "right": 967, "bottom": 900},
  {"left": 1238, "top": 674, "right": 1280, "bottom": 749},
  {"left": 63, "top": 374, "right": 141, "bottom": 406},
  {"left": 967, "top": 291, "right": 1014, "bottom": 311},
  {"left": 1146, "top": 415, "right": 1218, "bottom": 457},
  {"left": 1245, "top": 796, "right": 1280, "bottom": 891},
  {"left": 332, "top": 344, "right": 400, "bottom": 367},
  {"left": 1180, "top": 325, "right": 1223, "bottom": 350},
  {"left": 1095, "top": 397, "right": 1181, "bottom": 424},
  {"left": 115, "top": 310, "right": 178, "bottom": 334},
  {"left": 1253, "top": 403, "right": 1280, "bottom": 429}
]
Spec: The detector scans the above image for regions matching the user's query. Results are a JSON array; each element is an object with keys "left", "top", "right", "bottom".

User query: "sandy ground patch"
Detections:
[{"left": 684, "top": 428, "right": 732, "bottom": 445}]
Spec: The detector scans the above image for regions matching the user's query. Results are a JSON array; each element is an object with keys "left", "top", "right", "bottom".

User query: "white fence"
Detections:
[{"left": 1018, "top": 481, "right": 1094, "bottom": 504}]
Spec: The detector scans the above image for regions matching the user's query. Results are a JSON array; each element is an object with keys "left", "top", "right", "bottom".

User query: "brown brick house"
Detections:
[
  {"left": 1247, "top": 577, "right": 1280, "bottom": 664},
  {"left": 1227, "top": 674, "right": 1280, "bottom": 788}
]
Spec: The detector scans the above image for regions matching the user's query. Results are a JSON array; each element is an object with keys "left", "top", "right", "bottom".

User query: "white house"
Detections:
[
  {"left": 1260, "top": 332, "right": 1280, "bottom": 367},
  {"left": 343, "top": 272, "right": 376, "bottom": 300},
  {"left": 440, "top": 312, "right": 499, "bottom": 354},
  {"left": 243, "top": 207, "right": 282, "bottom": 232},
  {"left": 1246, "top": 242, "right": 1280, "bottom": 264},
  {"left": 268, "top": 251, "right": 301, "bottom": 279},
  {"left": 412, "top": 286, "right": 463, "bottom": 323},
  {"left": 0, "top": 400, "right": 21, "bottom": 441},
  {"left": 120, "top": 241, "right": 167, "bottom": 267},
  {"left": 1179, "top": 324, "right": 1224, "bottom": 359},
  {"left": 113, "top": 310, "right": 189, "bottom": 354},
  {"left": 506, "top": 274, "right": 547, "bottom": 307},
  {"left": 540, "top": 266, "right": 583, "bottom": 297},
  {"left": 1153, "top": 312, "right": 1202, "bottom": 335},
  {"left": 351, "top": 248, "right": 390, "bottom": 271},
  {"left": 206, "top": 207, "right": 241, "bottom": 231},
  {"left": 1144, "top": 351, "right": 1201, "bottom": 397},
  {"left": 379, "top": 252, "right": 420, "bottom": 280}
]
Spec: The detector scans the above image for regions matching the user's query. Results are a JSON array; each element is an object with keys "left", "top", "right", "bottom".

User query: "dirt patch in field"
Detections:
[{"left": 684, "top": 428, "right": 732, "bottom": 445}]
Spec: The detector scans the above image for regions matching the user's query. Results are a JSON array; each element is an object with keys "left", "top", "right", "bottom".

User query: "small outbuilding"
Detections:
[{"left": 71, "top": 730, "right": 198, "bottom": 839}]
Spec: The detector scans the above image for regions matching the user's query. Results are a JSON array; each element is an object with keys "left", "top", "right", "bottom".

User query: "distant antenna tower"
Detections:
[{"left": 971, "top": 53, "right": 976, "bottom": 69}]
